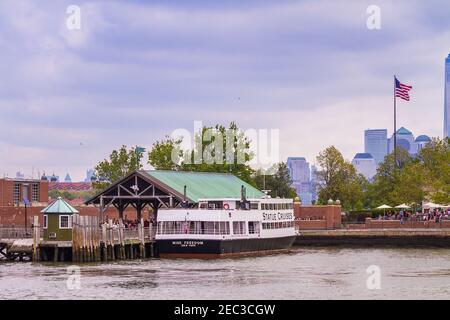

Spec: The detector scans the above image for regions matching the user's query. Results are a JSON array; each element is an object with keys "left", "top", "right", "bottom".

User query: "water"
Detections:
[{"left": 1, "top": 247, "right": 450, "bottom": 300}]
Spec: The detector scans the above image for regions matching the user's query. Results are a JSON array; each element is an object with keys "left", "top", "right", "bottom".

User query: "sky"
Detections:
[{"left": 0, "top": 0, "right": 449, "bottom": 181}]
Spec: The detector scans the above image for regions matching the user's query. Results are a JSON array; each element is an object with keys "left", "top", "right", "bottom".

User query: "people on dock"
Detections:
[
  {"left": 99, "top": 217, "right": 155, "bottom": 230},
  {"left": 377, "top": 208, "right": 450, "bottom": 223}
]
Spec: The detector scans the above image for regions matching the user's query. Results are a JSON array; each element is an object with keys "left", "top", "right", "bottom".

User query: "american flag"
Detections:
[{"left": 395, "top": 77, "right": 413, "bottom": 101}]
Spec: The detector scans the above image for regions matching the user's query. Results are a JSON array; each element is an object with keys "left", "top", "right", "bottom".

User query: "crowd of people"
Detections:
[
  {"left": 100, "top": 217, "right": 156, "bottom": 229},
  {"left": 377, "top": 208, "right": 450, "bottom": 223}
]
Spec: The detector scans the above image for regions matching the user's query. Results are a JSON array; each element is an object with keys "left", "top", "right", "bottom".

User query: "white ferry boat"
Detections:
[{"left": 156, "top": 197, "right": 296, "bottom": 258}]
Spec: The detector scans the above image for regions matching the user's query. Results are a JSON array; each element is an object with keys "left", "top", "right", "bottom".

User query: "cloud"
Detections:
[{"left": 0, "top": 0, "right": 449, "bottom": 180}]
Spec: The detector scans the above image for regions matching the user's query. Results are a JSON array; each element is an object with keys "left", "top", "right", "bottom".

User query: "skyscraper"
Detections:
[
  {"left": 286, "top": 157, "right": 312, "bottom": 205},
  {"left": 352, "top": 153, "right": 377, "bottom": 180},
  {"left": 364, "top": 129, "right": 388, "bottom": 164},
  {"left": 445, "top": 54, "right": 450, "bottom": 138}
]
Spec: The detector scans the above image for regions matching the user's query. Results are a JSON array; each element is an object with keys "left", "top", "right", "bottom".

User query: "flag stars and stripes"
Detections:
[{"left": 395, "top": 77, "right": 413, "bottom": 101}]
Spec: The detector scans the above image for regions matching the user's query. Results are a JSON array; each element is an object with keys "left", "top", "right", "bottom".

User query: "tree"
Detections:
[
  {"left": 148, "top": 136, "right": 183, "bottom": 171},
  {"left": 416, "top": 137, "right": 450, "bottom": 203},
  {"left": 365, "top": 148, "right": 416, "bottom": 207},
  {"left": 94, "top": 145, "right": 143, "bottom": 190},
  {"left": 147, "top": 122, "right": 256, "bottom": 185},
  {"left": 253, "top": 163, "right": 297, "bottom": 199},
  {"left": 315, "top": 146, "right": 365, "bottom": 210}
]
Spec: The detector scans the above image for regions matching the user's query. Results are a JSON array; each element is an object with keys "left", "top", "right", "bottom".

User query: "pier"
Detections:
[{"left": 0, "top": 217, "right": 157, "bottom": 262}]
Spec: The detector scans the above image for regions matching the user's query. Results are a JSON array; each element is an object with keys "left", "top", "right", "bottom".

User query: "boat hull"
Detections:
[{"left": 157, "top": 235, "right": 296, "bottom": 258}]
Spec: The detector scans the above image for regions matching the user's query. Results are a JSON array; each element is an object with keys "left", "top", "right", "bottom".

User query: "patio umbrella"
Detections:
[
  {"left": 395, "top": 203, "right": 410, "bottom": 209},
  {"left": 423, "top": 202, "right": 442, "bottom": 209},
  {"left": 376, "top": 204, "right": 392, "bottom": 220}
]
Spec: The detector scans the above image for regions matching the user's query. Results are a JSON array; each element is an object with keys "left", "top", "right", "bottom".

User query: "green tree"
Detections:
[
  {"left": 94, "top": 145, "right": 143, "bottom": 190},
  {"left": 366, "top": 148, "right": 420, "bottom": 207},
  {"left": 315, "top": 146, "right": 366, "bottom": 210},
  {"left": 148, "top": 122, "right": 256, "bottom": 185},
  {"left": 417, "top": 137, "right": 450, "bottom": 203},
  {"left": 148, "top": 136, "right": 183, "bottom": 170},
  {"left": 253, "top": 163, "right": 297, "bottom": 199}
]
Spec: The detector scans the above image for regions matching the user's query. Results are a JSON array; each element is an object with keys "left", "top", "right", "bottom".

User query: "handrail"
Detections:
[{"left": 0, "top": 228, "right": 33, "bottom": 239}]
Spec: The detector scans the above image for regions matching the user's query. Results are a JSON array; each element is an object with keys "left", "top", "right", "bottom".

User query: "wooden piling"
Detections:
[
  {"left": 119, "top": 219, "right": 125, "bottom": 259},
  {"left": 102, "top": 223, "right": 107, "bottom": 262},
  {"left": 139, "top": 218, "right": 145, "bottom": 259},
  {"left": 32, "top": 215, "right": 40, "bottom": 261},
  {"left": 108, "top": 219, "right": 115, "bottom": 260}
]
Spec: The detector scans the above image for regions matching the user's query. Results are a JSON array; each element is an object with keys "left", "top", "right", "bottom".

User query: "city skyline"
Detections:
[{"left": 1, "top": 1, "right": 449, "bottom": 181}]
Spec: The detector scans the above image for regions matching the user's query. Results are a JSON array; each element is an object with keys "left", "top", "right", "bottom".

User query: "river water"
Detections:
[{"left": 1, "top": 247, "right": 450, "bottom": 300}]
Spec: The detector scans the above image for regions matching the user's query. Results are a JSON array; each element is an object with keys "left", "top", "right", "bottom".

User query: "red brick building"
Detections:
[{"left": 0, "top": 178, "right": 49, "bottom": 207}]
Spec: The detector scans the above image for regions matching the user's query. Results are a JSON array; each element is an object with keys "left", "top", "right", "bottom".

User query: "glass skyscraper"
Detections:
[
  {"left": 445, "top": 54, "right": 450, "bottom": 138},
  {"left": 287, "top": 157, "right": 312, "bottom": 205},
  {"left": 364, "top": 129, "right": 388, "bottom": 165}
]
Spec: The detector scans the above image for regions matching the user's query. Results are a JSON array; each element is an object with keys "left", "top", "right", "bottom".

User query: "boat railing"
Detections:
[{"left": 157, "top": 228, "right": 230, "bottom": 236}]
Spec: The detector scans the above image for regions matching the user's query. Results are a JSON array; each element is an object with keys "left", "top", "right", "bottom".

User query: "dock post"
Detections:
[
  {"left": 108, "top": 219, "right": 115, "bottom": 260},
  {"left": 54, "top": 246, "right": 59, "bottom": 263},
  {"left": 32, "top": 215, "right": 40, "bottom": 261},
  {"left": 139, "top": 218, "right": 145, "bottom": 258},
  {"left": 119, "top": 219, "right": 125, "bottom": 259},
  {"left": 101, "top": 223, "right": 107, "bottom": 262},
  {"left": 72, "top": 214, "right": 77, "bottom": 263}
]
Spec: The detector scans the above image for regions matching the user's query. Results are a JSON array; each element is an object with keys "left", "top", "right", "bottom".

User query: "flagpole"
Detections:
[{"left": 394, "top": 75, "right": 397, "bottom": 168}]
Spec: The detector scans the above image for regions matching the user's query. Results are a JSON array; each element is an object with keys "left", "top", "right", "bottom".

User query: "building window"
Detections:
[
  {"left": 32, "top": 184, "right": 39, "bottom": 202},
  {"left": 43, "top": 215, "right": 48, "bottom": 229},
  {"left": 59, "top": 215, "right": 71, "bottom": 229},
  {"left": 13, "top": 184, "right": 20, "bottom": 205}
]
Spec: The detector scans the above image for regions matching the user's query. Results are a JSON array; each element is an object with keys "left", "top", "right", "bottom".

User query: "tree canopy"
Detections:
[
  {"left": 148, "top": 122, "right": 256, "bottom": 185},
  {"left": 94, "top": 145, "right": 144, "bottom": 190},
  {"left": 315, "top": 146, "right": 366, "bottom": 210},
  {"left": 253, "top": 163, "right": 298, "bottom": 199}
]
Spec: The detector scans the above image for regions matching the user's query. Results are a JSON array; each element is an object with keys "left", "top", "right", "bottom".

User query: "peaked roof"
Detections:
[
  {"left": 41, "top": 197, "right": 79, "bottom": 214},
  {"left": 396, "top": 127, "right": 412, "bottom": 135},
  {"left": 146, "top": 170, "right": 265, "bottom": 203}
]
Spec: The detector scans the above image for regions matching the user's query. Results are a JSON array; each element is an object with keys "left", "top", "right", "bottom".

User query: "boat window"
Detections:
[
  {"left": 233, "top": 221, "right": 246, "bottom": 235},
  {"left": 248, "top": 221, "right": 260, "bottom": 234},
  {"left": 250, "top": 202, "right": 259, "bottom": 210},
  {"left": 157, "top": 221, "right": 231, "bottom": 235}
]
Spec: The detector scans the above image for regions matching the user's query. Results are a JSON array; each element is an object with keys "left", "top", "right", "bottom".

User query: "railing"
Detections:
[
  {"left": 0, "top": 225, "right": 157, "bottom": 242},
  {"left": 0, "top": 228, "right": 33, "bottom": 239},
  {"left": 100, "top": 225, "right": 157, "bottom": 244},
  {"left": 342, "top": 219, "right": 450, "bottom": 230},
  {"left": 157, "top": 228, "right": 230, "bottom": 235}
]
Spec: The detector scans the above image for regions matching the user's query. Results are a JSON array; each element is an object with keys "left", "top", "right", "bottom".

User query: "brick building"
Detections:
[{"left": 0, "top": 178, "right": 49, "bottom": 207}]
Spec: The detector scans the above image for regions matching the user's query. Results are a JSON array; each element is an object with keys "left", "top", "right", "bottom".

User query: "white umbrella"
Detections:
[
  {"left": 395, "top": 203, "right": 410, "bottom": 209},
  {"left": 376, "top": 204, "right": 392, "bottom": 220},
  {"left": 376, "top": 204, "right": 392, "bottom": 209},
  {"left": 423, "top": 202, "right": 440, "bottom": 209}
]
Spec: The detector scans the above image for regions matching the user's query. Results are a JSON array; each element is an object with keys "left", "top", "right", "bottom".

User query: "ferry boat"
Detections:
[{"left": 156, "top": 197, "right": 296, "bottom": 258}]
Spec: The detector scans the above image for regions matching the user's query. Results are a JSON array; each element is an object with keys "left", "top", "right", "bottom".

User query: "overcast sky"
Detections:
[{"left": 0, "top": 0, "right": 449, "bottom": 181}]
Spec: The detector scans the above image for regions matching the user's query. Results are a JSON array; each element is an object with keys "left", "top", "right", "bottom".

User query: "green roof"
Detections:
[
  {"left": 41, "top": 197, "right": 79, "bottom": 214},
  {"left": 146, "top": 170, "right": 265, "bottom": 203}
]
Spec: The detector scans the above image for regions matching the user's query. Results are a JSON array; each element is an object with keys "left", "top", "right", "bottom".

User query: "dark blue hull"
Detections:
[{"left": 157, "top": 235, "right": 296, "bottom": 258}]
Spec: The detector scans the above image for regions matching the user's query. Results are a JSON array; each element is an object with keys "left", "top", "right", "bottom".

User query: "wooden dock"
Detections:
[{"left": 0, "top": 216, "right": 157, "bottom": 262}]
